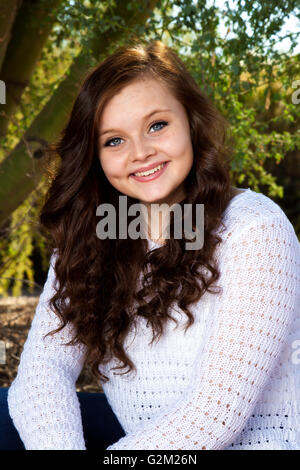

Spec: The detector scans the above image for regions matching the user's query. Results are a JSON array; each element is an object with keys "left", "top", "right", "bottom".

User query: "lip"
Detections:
[
  {"left": 129, "top": 160, "right": 168, "bottom": 176},
  {"left": 129, "top": 161, "right": 169, "bottom": 182}
]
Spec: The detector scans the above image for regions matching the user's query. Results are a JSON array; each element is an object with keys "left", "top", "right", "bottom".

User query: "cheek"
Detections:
[
  {"left": 163, "top": 128, "right": 192, "bottom": 161},
  {"left": 100, "top": 154, "right": 124, "bottom": 178}
]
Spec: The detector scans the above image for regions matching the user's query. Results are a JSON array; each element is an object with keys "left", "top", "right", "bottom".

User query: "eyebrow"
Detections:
[{"left": 99, "top": 108, "right": 172, "bottom": 137}]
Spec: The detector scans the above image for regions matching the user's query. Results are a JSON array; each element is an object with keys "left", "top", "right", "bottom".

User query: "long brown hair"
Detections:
[{"left": 40, "top": 40, "right": 234, "bottom": 383}]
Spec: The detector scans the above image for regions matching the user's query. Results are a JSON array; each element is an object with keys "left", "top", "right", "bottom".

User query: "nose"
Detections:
[{"left": 129, "top": 134, "right": 156, "bottom": 162}]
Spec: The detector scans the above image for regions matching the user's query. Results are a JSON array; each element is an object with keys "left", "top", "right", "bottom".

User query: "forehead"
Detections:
[{"left": 99, "top": 78, "right": 179, "bottom": 125}]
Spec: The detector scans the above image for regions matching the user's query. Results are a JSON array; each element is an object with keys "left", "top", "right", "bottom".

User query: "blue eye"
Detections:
[
  {"left": 150, "top": 121, "right": 168, "bottom": 132},
  {"left": 103, "top": 121, "right": 168, "bottom": 147},
  {"left": 104, "top": 137, "right": 124, "bottom": 147}
]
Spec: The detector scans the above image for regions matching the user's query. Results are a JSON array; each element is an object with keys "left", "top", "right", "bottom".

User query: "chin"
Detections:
[{"left": 140, "top": 194, "right": 171, "bottom": 205}]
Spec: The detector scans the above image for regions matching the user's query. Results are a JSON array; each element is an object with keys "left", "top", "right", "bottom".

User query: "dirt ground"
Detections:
[{"left": 0, "top": 296, "right": 102, "bottom": 393}]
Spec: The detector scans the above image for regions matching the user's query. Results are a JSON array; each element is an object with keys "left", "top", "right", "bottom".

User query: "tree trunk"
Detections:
[
  {"left": 0, "top": 0, "right": 21, "bottom": 71},
  {"left": 0, "top": 0, "right": 158, "bottom": 228},
  {"left": 0, "top": 0, "right": 63, "bottom": 137}
]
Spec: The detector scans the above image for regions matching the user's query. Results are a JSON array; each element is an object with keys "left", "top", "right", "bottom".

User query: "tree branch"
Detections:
[
  {"left": 0, "top": 0, "right": 21, "bottom": 71},
  {"left": 0, "top": 0, "right": 63, "bottom": 137},
  {"left": 0, "top": 0, "right": 159, "bottom": 228}
]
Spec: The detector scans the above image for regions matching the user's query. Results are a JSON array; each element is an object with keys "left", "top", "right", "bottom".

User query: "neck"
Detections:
[
  {"left": 139, "top": 188, "right": 187, "bottom": 244},
  {"left": 140, "top": 203, "right": 168, "bottom": 243}
]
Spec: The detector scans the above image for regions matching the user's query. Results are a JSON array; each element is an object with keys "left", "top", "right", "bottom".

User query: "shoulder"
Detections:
[
  {"left": 219, "top": 188, "right": 298, "bottom": 244},
  {"left": 212, "top": 188, "right": 300, "bottom": 267}
]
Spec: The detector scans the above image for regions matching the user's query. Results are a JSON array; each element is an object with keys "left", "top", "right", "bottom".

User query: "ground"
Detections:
[{"left": 0, "top": 296, "right": 102, "bottom": 393}]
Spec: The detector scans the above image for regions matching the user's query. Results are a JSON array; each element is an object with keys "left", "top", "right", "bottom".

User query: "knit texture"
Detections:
[{"left": 7, "top": 188, "right": 300, "bottom": 450}]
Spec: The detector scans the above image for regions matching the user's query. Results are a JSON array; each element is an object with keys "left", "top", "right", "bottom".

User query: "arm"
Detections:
[
  {"left": 7, "top": 252, "right": 88, "bottom": 450},
  {"left": 107, "top": 213, "right": 300, "bottom": 450}
]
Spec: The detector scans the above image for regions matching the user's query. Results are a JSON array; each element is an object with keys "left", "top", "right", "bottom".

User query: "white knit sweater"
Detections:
[{"left": 7, "top": 188, "right": 300, "bottom": 450}]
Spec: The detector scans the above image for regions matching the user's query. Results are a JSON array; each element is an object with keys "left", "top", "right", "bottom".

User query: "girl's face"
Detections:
[{"left": 98, "top": 77, "right": 194, "bottom": 207}]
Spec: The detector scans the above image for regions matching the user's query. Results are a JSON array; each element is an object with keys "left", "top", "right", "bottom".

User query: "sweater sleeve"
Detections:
[
  {"left": 7, "top": 251, "right": 88, "bottom": 450},
  {"left": 106, "top": 212, "right": 300, "bottom": 450}
]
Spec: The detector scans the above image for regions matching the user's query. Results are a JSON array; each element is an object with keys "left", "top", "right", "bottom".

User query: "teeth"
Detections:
[{"left": 134, "top": 163, "right": 165, "bottom": 177}]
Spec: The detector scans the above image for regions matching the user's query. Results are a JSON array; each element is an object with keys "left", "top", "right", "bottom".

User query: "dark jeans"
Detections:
[{"left": 0, "top": 387, "right": 126, "bottom": 450}]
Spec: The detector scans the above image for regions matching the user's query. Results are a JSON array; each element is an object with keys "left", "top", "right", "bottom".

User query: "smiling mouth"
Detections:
[{"left": 130, "top": 161, "right": 168, "bottom": 177}]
